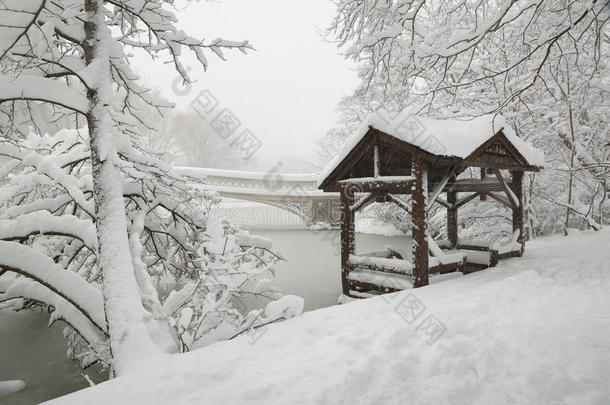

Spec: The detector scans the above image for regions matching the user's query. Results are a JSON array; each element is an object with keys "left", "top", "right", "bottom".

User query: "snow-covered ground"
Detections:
[
  {"left": 46, "top": 230, "right": 610, "bottom": 405},
  {"left": 355, "top": 215, "right": 407, "bottom": 236}
]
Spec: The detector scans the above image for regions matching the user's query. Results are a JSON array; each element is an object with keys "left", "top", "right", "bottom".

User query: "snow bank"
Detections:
[
  {"left": 46, "top": 230, "right": 610, "bottom": 405},
  {"left": 264, "top": 295, "right": 304, "bottom": 320}
]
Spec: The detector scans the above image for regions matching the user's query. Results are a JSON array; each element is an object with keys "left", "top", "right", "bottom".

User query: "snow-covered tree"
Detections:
[
  {"left": 0, "top": 0, "right": 304, "bottom": 376},
  {"left": 329, "top": 0, "right": 607, "bottom": 111},
  {"left": 0, "top": 126, "right": 302, "bottom": 373},
  {"left": 152, "top": 110, "right": 246, "bottom": 169},
  {"left": 323, "top": 0, "right": 609, "bottom": 240}
]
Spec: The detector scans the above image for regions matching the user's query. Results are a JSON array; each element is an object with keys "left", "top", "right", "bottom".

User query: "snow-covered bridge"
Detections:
[{"left": 175, "top": 167, "right": 341, "bottom": 227}]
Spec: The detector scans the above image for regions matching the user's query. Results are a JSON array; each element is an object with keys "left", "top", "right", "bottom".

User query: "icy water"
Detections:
[
  {"left": 0, "top": 229, "right": 410, "bottom": 404},
  {"left": 248, "top": 229, "right": 412, "bottom": 311},
  {"left": 0, "top": 309, "right": 106, "bottom": 405}
]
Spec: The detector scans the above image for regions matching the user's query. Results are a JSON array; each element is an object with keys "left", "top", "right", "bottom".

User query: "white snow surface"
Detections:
[
  {"left": 0, "top": 74, "right": 89, "bottom": 114},
  {"left": 349, "top": 254, "right": 413, "bottom": 273},
  {"left": 355, "top": 216, "right": 406, "bottom": 236},
  {"left": 46, "top": 230, "right": 610, "bottom": 405},
  {"left": 237, "top": 230, "right": 273, "bottom": 250},
  {"left": 348, "top": 268, "right": 414, "bottom": 289},
  {"left": 0, "top": 241, "right": 106, "bottom": 332},
  {"left": 319, "top": 113, "right": 545, "bottom": 187},
  {"left": 0, "top": 211, "right": 98, "bottom": 252},
  {"left": 264, "top": 295, "right": 305, "bottom": 320}
]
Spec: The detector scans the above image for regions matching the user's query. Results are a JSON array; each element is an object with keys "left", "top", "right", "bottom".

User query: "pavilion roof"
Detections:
[{"left": 318, "top": 113, "right": 544, "bottom": 190}]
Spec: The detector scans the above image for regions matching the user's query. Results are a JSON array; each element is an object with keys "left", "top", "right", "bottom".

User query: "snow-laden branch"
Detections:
[
  {"left": 106, "top": 0, "right": 253, "bottom": 80},
  {"left": 0, "top": 241, "right": 107, "bottom": 333},
  {"left": 533, "top": 192, "right": 602, "bottom": 231},
  {"left": 0, "top": 211, "right": 98, "bottom": 252},
  {"left": 0, "top": 277, "right": 107, "bottom": 345},
  {"left": 163, "top": 282, "right": 198, "bottom": 317},
  {"left": 330, "top": 0, "right": 608, "bottom": 110},
  {"left": 0, "top": 0, "right": 299, "bottom": 373},
  {"left": 0, "top": 0, "right": 46, "bottom": 60},
  {"left": 21, "top": 151, "right": 96, "bottom": 218},
  {"left": 3, "top": 195, "right": 73, "bottom": 218},
  {"left": 0, "top": 74, "right": 89, "bottom": 114}
]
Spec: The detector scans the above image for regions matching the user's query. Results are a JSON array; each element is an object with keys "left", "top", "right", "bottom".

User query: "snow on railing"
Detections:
[
  {"left": 339, "top": 176, "right": 415, "bottom": 184},
  {"left": 349, "top": 254, "right": 413, "bottom": 273},
  {"left": 348, "top": 269, "right": 414, "bottom": 290},
  {"left": 427, "top": 236, "right": 465, "bottom": 265}
]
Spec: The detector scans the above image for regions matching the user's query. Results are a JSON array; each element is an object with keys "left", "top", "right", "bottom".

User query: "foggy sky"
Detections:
[{"left": 131, "top": 0, "right": 359, "bottom": 173}]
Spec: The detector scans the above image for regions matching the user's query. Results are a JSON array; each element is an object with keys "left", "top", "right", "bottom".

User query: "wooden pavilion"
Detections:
[{"left": 318, "top": 114, "right": 544, "bottom": 298}]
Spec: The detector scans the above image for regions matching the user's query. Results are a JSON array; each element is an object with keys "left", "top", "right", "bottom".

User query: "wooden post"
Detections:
[
  {"left": 490, "top": 249, "right": 499, "bottom": 267},
  {"left": 411, "top": 158, "right": 429, "bottom": 288},
  {"left": 340, "top": 184, "right": 355, "bottom": 296},
  {"left": 446, "top": 186, "right": 458, "bottom": 249},
  {"left": 511, "top": 170, "right": 524, "bottom": 255},
  {"left": 480, "top": 168, "right": 487, "bottom": 200},
  {"left": 373, "top": 141, "right": 380, "bottom": 178}
]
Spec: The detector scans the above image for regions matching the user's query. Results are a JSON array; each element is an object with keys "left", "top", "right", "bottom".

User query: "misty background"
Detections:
[{"left": 130, "top": 0, "right": 359, "bottom": 173}]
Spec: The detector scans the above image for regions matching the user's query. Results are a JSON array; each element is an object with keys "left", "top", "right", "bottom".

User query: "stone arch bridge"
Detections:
[{"left": 175, "top": 167, "right": 341, "bottom": 227}]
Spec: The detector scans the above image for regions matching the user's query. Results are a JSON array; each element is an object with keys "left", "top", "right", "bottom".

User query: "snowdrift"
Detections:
[{"left": 46, "top": 230, "right": 610, "bottom": 405}]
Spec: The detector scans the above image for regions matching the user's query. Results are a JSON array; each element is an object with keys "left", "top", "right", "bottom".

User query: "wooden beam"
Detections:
[
  {"left": 320, "top": 128, "right": 375, "bottom": 191},
  {"left": 350, "top": 192, "right": 376, "bottom": 213},
  {"left": 434, "top": 196, "right": 451, "bottom": 208},
  {"left": 386, "top": 193, "right": 411, "bottom": 214},
  {"left": 492, "top": 169, "right": 519, "bottom": 209},
  {"left": 348, "top": 280, "right": 401, "bottom": 295},
  {"left": 441, "top": 177, "right": 512, "bottom": 193},
  {"left": 453, "top": 192, "right": 480, "bottom": 209},
  {"left": 338, "top": 177, "right": 415, "bottom": 194},
  {"left": 487, "top": 192, "right": 511, "bottom": 208},
  {"left": 427, "top": 166, "right": 456, "bottom": 211},
  {"left": 429, "top": 258, "right": 467, "bottom": 275}
]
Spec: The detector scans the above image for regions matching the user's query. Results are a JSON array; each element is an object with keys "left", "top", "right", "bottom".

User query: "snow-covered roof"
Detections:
[{"left": 318, "top": 113, "right": 544, "bottom": 188}]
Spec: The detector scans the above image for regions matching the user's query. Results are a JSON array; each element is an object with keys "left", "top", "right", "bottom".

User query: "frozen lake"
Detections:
[{"left": 0, "top": 228, "right": 410, "bottom": 404}]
